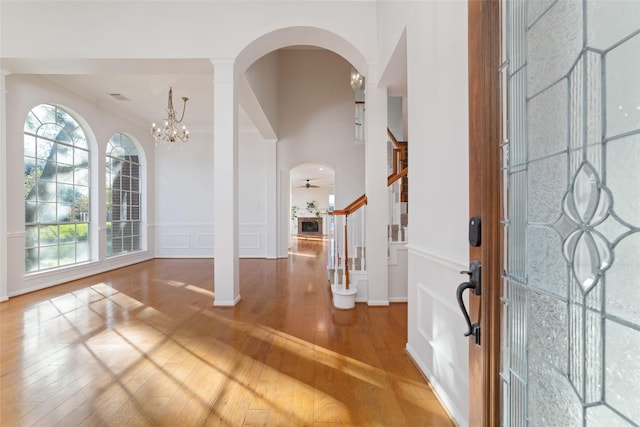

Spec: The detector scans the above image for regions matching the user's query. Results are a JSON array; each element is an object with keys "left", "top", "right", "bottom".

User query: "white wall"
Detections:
[
  {"left": 154, "top": 130, "right": 215, "bottom": 258},
  {"left": 378, "top": 2, "right": 470, "bottom": 425},
  {"left": 4, "top": 75, "right": 155, "bottom": 297},
  {"left": 277, "top": 49, "right": 365, "bottom": 210},
  {"left": 155, "top": 128, "right": 271, "bottom": 259},
  {"left": 245, "top": 51, "right": 280, "bottom": 136}
]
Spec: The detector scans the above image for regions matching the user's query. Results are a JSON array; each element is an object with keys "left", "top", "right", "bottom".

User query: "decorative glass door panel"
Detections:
[{"left": 501, "top": 1, "right": 640, "bottom": 425}]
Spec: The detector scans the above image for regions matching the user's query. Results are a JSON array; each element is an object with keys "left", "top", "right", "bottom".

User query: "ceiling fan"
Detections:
[{"left": 298, "top": 179, "right": 320, "bottom": 189}]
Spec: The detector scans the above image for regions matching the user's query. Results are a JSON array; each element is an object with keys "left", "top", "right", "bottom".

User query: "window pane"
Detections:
[
  {"left": 25, "top": 249, "right": 39, "bottom": 272},
  {"left": 36, "top": 138, "right": 54, "bottom": 160},
  {"left": 74, "top": 148, "right": 89, "bottom": 168},
  {"left": 39, "top": 246, "right": 59, "bottom": 270},
  {"left": 57, "top": 204, "right": 73, "bottom": 223},
  {"left": 37, "top": 203, "right": 57, "bottom": 223},
  {"left": 59, "top": 244, "right": 76, "bottom": 266},
  {"left": 25, "top": 226, "right": 38, "bottom": 248},
  {"left": 106, "top": 133, "right": 141, "bottom": 258},
  {"left": 24, "top": 134, "right": 36, "bottom": 157},
  {"left": 25, "top": 201, "right": 37, "bottom": 223},
  {"left": 39, "top": 225, "right": 58, "bottom": 245},
  {"left": 59, "top": 224, "right": 76, "bottom": 243},
  {"left": 76, "top": 242, "right": 90, "bottom": 263},
  {"left": 57, "top": 143, "right": 73, "bottom": 165},
  {"left": 24, "top": 104, "right": 91, "bottom": 273}
]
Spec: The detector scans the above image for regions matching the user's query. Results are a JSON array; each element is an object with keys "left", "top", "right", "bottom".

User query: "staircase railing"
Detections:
[
  {"left": 328, "top": 194, "right": 367, "bottom": 289},
  {"left": 388, "top": 129, "right": 408, "bottom": 243}
]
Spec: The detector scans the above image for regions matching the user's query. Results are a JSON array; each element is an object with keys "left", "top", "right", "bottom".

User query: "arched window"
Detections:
[
  {"left": 24, "top": 104, "right": 90, "bottom": 272},
  {"left": 106, "top": 133, "right": 141, "bottom": 257}
]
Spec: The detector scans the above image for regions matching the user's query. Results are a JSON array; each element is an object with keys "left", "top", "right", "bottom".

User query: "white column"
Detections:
[
  {"left": 365, "top": 63, "right": 390, "bottom": 306},
  {"left": 265, "top": 139, "right": 278, "bottom": 259},
  {"left": 0, "top": 70, "right": 9, "bottom": 301},
  {"left": 212, "top": 59, "right": 240, "bottom": 306}
]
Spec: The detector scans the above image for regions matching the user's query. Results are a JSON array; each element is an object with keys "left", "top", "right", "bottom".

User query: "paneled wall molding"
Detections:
[
  {"left": 417, "top": 282, "right": 463, "bottom": 326},
  {"left": 407, "top": 244, "right": 468, "bottom": 272}
]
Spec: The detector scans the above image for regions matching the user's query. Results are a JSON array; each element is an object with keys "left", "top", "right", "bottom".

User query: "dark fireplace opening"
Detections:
[{"left": 301, "top": 221, "right": 319, "bottom": 233}]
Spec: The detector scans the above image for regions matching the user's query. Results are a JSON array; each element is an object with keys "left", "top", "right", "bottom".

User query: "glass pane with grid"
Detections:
[
  {"left": 106, "top": 133, "right": 142, "bottom": 257},
  {"left": 23, "top": 104, "right": 91, "bottom": 273}
]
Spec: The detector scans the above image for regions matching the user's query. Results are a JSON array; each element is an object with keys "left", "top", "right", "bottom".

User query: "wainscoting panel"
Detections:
[
  {"left": 155, "top": 223, "right": 267, "bottom": 258},
  {"left": 406, "top": 246, "right": 469, "bottom": 427}
]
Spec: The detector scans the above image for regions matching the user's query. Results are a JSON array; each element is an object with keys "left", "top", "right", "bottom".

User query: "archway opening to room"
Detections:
[{"left": 289, "top": 162, "right": 335, "bottom": 240}]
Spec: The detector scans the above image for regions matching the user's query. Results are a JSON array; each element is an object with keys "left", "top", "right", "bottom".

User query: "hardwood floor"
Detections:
[{"left": 0, "top": 237, "right": 455, "bottom": 426}]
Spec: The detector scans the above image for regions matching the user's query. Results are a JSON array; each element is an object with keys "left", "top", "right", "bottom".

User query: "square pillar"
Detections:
[
  {"left": 365, "top": 63, "right": 390, "bottom": 306},
  {"left": 212, "top": 59, "right": 240, "bottom": 306}
]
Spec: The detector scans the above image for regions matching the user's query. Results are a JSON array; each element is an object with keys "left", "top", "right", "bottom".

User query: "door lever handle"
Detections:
[{"left": 456, "top": 261, "right": 481, "bottom": 345}]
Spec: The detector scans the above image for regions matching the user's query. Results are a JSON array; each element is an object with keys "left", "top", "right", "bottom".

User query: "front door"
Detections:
[{"left": 469, "top": 0, "right": 640, "bottom": 425}]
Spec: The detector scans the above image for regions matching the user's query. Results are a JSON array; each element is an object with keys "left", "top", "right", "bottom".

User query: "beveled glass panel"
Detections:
[
  {"left": 527, "top": 0, "right": 554, "bottom": 27},
  {"left": 528, "top": 79, "right": 568, "bottom": 161},
  {"left": 527, "top": 225, "right": 567, "bottom": 297},
  {"left": 528, "top": 355, "right": 583, "bottom": 426},
  {"left": 569, "top": 280, "right": 584, "bottom": 397},
  {"left": 509, "top": 171, "right": 527, "bottom": 280},
  {"left": 587, "top": 0, "right": 640, "bottom": 51},
  {"left": 571, "top": 163, "right": 600, "bottom": 224},
  {"left": 586, "top": 404, "right": 633, "bottom": 426},
  {"left": 527, "top": 0, "right": 583, "bottom": 96},
  {"left": 605, "top": 320, "right": 640, "bottom": 423},
  {"left": 528, "top": 154, "right": 567, "bottom": 224},
  {"left": 606, "top": 134, "right": 640, "bottom": 227},
  {"left": 585, "top": 52, "right": 602, "bottom": 146},
  {"left": 509, "top": 69, "right": 527, "bottom": 167},
  {"left": 584, "top": 308, "right": 602, "bottom": 403},
  {"left": 606, "top": 233, "right": 640, "bottom": 326},
  {"left": 527, "top": 290, "right": 568, "bottom": 372},
  {"left": 606, "top": 34, "right": 640, "bottom": 137},
  {"left": 509, "top": 281, "right": 527, "bottom": 378}
]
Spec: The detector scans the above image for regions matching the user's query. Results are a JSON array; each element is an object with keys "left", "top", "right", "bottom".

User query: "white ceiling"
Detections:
[{"left": 290, "top": 163, "right": 335, "bottom": 189}]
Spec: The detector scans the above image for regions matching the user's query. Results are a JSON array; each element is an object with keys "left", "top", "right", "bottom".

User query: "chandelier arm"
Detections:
[{"left": 177, "top": 97, "right": 188, "bottom": 123}]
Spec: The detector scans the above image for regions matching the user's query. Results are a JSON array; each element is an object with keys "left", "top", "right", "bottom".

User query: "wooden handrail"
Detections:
[
  {"left": 387, "top": 127, "right": 400, "bottom": 148},
  {"left": 330, "top": 194, "right": 367, "bottom": 216},
  {"left": 388, "top": 167, "right": 408, "bottom": 186}
]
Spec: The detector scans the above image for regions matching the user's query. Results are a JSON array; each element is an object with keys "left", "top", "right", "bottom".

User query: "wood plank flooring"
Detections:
[{"left": 0, "top": 237, "right": 455, "bottom": 426}]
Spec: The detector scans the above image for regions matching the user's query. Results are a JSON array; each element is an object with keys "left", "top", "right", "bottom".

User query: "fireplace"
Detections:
[{"left": 297, "top": 217, "right": 323, "bottom": 235}]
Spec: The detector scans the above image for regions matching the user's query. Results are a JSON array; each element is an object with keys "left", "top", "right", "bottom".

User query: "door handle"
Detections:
[{"left": 457, "top": 260, "right": 481, "bottom": 345}]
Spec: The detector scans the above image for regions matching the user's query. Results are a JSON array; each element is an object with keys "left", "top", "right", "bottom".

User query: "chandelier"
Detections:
[
  {"left": 350, "top": 68, "right": 364, "bottom": 91},
  {"left": 151, "top": 87, "right": 190, "bottom": 143}
]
